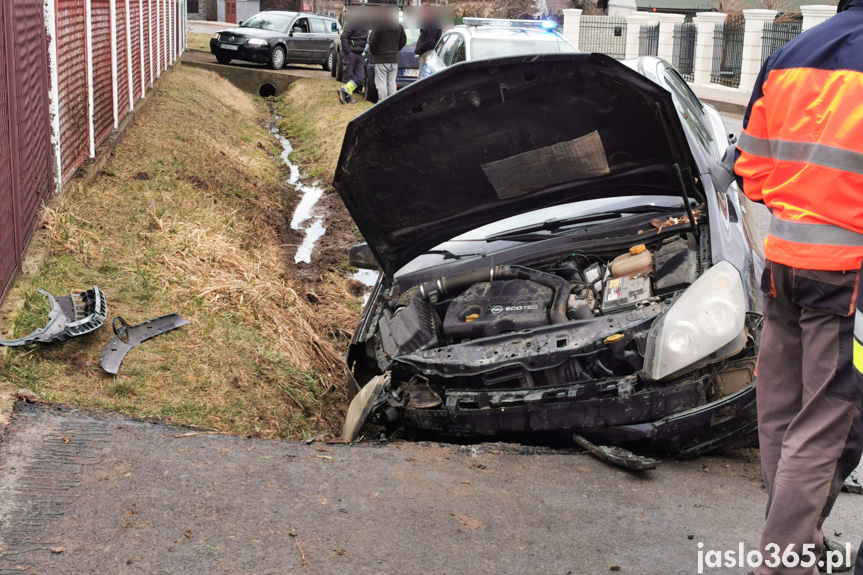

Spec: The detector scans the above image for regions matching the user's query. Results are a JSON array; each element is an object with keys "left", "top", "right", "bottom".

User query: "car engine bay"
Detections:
[
  {"left": 363, "top": 235, "right": 701, "bottom": 386},
  {"left": 345, "top": 230, "right": 761, "bottom": 451}
]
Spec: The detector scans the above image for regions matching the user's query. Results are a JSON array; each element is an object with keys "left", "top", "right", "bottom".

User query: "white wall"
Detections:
[
  {"left": 237, "top": 0, "right": 260, "bottom": 23},
  {"left": 607, "top": 0, "right": 636, "bottom": 18}
]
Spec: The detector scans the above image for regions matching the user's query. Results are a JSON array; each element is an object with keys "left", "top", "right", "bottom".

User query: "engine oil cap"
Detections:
[
  {"left": 629, "top": 244, "right": 647, "bottom": 255},
  {"left": 604, "top": 333, "right": 624, "bottom": 344}
]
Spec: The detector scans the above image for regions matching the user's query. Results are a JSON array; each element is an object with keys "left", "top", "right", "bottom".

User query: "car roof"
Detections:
[
  {"left": 450, "top": 25, "right": 563, "bottom": 41},
  {"left": 261, "top": 10, "right": 336, "bottom": 20},
  {"left": 620, "top": 56, "right": 667, "bottom": 82}
]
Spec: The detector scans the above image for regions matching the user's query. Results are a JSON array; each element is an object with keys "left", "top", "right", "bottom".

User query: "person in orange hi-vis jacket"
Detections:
[{"left": 734, "top": 0, "right": 863, "bottom": 573}]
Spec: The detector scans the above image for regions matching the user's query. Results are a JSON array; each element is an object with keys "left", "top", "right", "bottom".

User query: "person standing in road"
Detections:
[
  {"left": 855, "top": 268, "right": 863, "bottom": 575},
  {"left": 338, "top": 26, "right": 368, "bottom": 104},
  {"left": 734, "top": 1, "right": 863, "bottom": 573},
  {"left": 414, "top": 4, "right": 441, "bottom": 75},
  {"left": 369, "top": 23, "right": 406, "bottom": 101}
]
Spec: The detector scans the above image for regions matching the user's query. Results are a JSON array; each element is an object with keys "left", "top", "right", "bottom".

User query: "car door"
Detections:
[
  {"left": 422, "top": 33, "right": 455, "bottom": 77},
  {"left": 308, "top": 18, "right": 331, "bottom": 63},
  {"left": 288, "top": 16, "right": 313, "bottom": 62},
  {"left": 448, "top": 35, "right": 466, "bottom": 66},
  {"left": 438, "top": 32, "right": 464, "bottom": 68}
]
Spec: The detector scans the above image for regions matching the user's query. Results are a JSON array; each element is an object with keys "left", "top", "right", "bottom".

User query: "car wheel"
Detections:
[
  {"left": 216, "top": 54, "right": 232, "bottom": 65},
  {"left": 363, "top": 73, "right": 378, "bottom": 103},
  {"left": 324, "top": 48, "right": 334, "bottom": 72},
  {"left": 269, "top": 46, "right": 286, "bottom": 70},
  {"left": 335, "top": 51, "right": 343, "bottom": 82}
]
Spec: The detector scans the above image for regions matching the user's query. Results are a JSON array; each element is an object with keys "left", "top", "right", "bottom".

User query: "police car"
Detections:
[{"left": 421, "top": 18, "right": 577, "bottom": 77}]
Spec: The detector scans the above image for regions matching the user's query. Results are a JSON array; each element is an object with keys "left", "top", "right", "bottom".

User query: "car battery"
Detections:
[{"left": 601, "top": 276, "right": 652, "bottom": 314}]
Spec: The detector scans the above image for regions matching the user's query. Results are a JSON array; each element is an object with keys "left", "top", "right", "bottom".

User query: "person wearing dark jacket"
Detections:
[
  {"left": 414, "top": 5, "right": 441, "bottom": 73},
  {"left": 369, "top": 24, "right": 406, "bottom": 101},
  {"left": 734, "top": 0, "right": 863, "bottom": 572},
  {"left": 338, "top": 28, "right": 368, "bottom": 104}
]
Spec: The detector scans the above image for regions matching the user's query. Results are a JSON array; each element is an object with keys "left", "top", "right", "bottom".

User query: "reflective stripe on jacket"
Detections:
[
  {"left": 734, "top": 1, "right": 863, "bottom": 271},
  {"left": 856, "top": 261, "right": 863, "bottom": 377}
]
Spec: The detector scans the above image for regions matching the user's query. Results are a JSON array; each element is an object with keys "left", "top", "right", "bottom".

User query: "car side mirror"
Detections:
[
  {"left": 349, "top": 243, "right": 380, "bottom": 271},
  {"left": 238, "top": 20, "right": 244, "bottom": 26},
  {"left": 292, "top": 27, "right": 303, "bottom": 34}
]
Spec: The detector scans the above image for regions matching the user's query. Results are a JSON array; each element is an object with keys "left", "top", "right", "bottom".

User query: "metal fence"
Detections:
[
  {"left": 0, "top": 0, "right": 54, "bottom": 301},
  {"left": 53, "top": 0, "right": 187, "bottom": 182},
  {"left": 0, "top": 0, "right": 186, "bottom": 304},
  {"left": 710, "top": 14, "right": 744, "bottom": 88},
  {"left": 579, "top": 16, "right": 627, "bottom": 59},
  {"left": 761, "top": 20, "right": 801, "bottom": 65},
  {"left": 639, "top": 23, "right": 659, "bottom": 57},
  {"left": 672, "top": 22, "right": 697, "bottom": 82}
]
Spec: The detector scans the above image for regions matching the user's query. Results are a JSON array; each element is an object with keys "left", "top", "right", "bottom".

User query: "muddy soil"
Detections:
[{"left": 262, "top": 106, "right": 367, "bottom": 292}]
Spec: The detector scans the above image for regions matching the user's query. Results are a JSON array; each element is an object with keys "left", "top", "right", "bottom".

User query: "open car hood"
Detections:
[{"left": 333, "top": 53, "right": 703, "bottom": 278}]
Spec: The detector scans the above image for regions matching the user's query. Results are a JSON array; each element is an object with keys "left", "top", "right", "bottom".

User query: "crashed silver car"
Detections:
[{"left": 334, "top": 53, "right": 764, "bottom": 457}]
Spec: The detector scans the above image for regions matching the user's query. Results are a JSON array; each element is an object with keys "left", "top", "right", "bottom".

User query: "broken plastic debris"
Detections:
[
  {"left": 99, "top": 314, "right": 190, "bottom": 374},
  {"left": 341, "top": 373, "right": 390, "bottom": 442},
  {"left": 0, "top": 286, "right": 107, "bottom": 347},
  {"left": 573, "top": 434, "right": 659, "bottom": 471},
  {"left": 842, "top": 470, "right": 862, "bottom": 495}
]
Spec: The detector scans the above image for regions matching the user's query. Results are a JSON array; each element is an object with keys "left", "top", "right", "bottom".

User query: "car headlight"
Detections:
[
  {"left": 247, "top": 38, "right": 268, "bottom": 46},
  {"left": 212, "top": 33, "right": 220, "bottom": 40},
  {"left": 643, "top": 260, "right": 746, "bottom": 380}
]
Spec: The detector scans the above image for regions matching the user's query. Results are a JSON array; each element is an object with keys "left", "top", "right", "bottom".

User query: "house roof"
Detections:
[
  {"left": 634, "top": 0, "right": 714, "bottom": 12},
  {"left": 634, "top": 0, "right": 819, "bottom": 12}
]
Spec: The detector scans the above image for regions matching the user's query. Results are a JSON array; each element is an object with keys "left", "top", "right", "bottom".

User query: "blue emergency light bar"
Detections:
[{"left": 462, "top": 17, "right": 557, "bottom": 30}]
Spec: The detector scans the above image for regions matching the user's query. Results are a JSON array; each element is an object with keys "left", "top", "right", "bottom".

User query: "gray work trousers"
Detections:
[
  {"left": 374, "top": 62, "right": 398, "bottom": 101},
  {"left": 756, "top": 262, "right": 863, "bottom": 574}
]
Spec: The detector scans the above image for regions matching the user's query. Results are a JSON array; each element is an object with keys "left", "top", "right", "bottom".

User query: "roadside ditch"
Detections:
[{"left": 0, "top": 67, "right": 364, "bottom": 440}]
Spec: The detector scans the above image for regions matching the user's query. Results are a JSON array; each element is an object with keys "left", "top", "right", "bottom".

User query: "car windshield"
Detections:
[
  {"left": 471, "top": 36, "right": 575, "bottom": 59},
  {"left": 240, "top": 13, "right": 293, "bottom": 32}
]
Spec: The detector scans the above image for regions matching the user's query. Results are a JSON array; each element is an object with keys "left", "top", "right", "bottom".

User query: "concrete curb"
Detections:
[
  {"left": 0, "top": 382, "right": 13, "bottom": 429},
  {"left": 180, "top": 54, "right": 301, "bottom": 97}
]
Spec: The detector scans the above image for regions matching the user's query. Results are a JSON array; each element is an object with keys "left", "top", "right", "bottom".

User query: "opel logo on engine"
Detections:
[{"left": 490, "top": 305, "right": 504, "bottom": 315}]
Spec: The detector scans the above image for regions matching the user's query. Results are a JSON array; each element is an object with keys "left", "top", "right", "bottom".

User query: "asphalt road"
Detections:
[{"left": 1, "top": 403, "right": 862, "bottom": 575}]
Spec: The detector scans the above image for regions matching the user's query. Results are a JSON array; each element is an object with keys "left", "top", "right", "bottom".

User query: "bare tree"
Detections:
[
  {"left": 569, "top": 0, "right": 605, "bottom": 15},
  {"left": 451, "top": 0, "right": 540, "bottom": 18},
  {"left": 712, "top": 0, "right": 811, "bottom": 17}
]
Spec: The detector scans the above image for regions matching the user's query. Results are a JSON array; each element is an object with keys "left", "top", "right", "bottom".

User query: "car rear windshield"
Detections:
[
  {"left": 241, "top": 13, "right": 294, "bottom": 32},
  {"left": 471, "top": 37, "right": 575, "bottom": 59}
]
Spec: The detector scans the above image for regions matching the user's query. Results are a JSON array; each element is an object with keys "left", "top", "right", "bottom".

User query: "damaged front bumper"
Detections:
[
  {"left": 0, "top": 286, "right": 107, "bottom": 347},
  {"left": 359, "top": 357, "right": 758, "bottom": 457}
]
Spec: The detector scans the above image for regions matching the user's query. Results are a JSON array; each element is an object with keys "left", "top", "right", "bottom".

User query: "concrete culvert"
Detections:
[{"left": 259, "top": 83, "right": 277, "bottom": 98}]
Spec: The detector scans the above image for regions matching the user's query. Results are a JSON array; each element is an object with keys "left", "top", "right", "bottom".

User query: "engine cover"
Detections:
[{"left": 442, "top": 279, "right": 553, "bottom": 339}]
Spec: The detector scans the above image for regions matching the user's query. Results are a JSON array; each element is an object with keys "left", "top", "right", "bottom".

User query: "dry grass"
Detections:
[
  {"left": 2, "top": 65, "right": 353, "bottom": 439},
  {"left": 186, "top": 32, "right": 213, "bottom": 52},
  {"left": 276, "top": 79, "right": 372, "bottom": 181}
]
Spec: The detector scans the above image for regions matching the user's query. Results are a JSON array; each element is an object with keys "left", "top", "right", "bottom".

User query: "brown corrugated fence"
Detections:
[{"left": 0, "top": 0, "right": 185, "bottom": 303}]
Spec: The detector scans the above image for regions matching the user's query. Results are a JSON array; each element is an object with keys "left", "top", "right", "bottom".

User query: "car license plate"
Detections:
[
  {"left": 220, "top": 43, "right": 239, "bottom": 51},
  {"left": 402, "top": 68, "right": 419, "bottom": 78}
]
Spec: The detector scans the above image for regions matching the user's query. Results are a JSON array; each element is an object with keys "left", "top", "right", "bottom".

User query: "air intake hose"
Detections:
[{"left": 417, "top": 265, "right": 570, "bottom": 324}]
